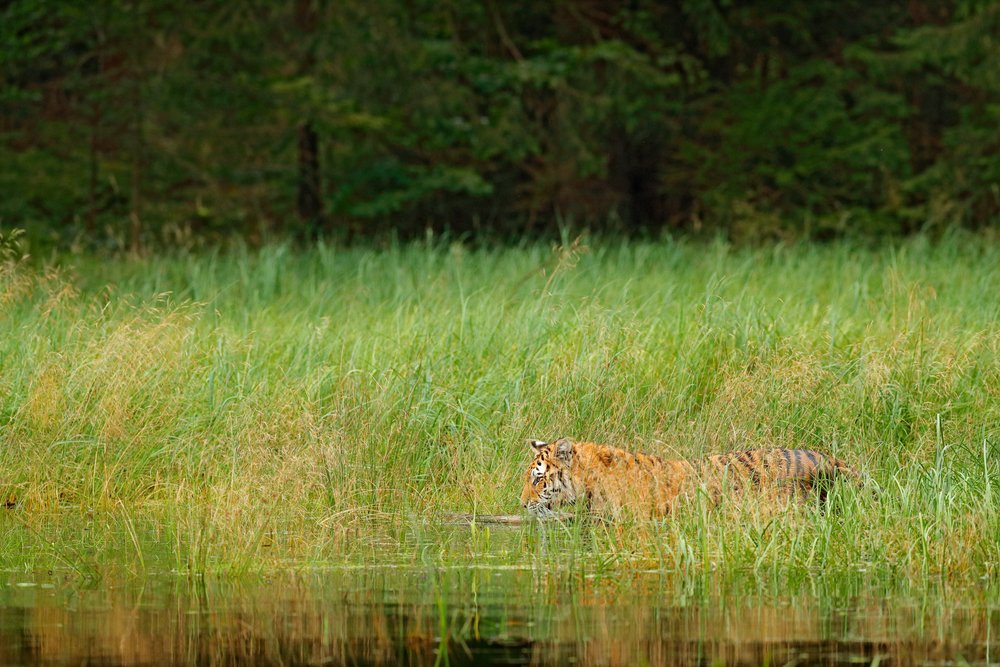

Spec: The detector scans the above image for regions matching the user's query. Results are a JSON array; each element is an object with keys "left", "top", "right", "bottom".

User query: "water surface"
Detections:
[{"left": 2, "top": 563, "right": 996, "bottom": 667}]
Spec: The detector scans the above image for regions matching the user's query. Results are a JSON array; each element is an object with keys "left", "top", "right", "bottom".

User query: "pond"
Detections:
[{"left": 2, "top": 520, "right": 997, "bottom": 667}]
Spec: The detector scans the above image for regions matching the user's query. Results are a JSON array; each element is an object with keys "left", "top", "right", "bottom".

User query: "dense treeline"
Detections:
[{"left": 1, "top": 0, "right": 998, "bottom": 249}]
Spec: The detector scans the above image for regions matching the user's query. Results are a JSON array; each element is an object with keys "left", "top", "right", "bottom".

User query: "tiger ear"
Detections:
[
  {"left": 554, "top": 438, "right": 575, "bottom": 464},
  {"left": 528, "top": 439, "right": 549, "bottom": 455}
]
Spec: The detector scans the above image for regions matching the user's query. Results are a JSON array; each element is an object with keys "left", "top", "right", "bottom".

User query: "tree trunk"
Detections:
[
  {"left": 88, "top": 123, "right": 98, "bottom": 233},
  {"left": 295, "top": 1, "right": 322, "bottom": 235},
  {"left": 297, "top": 122, "right": 323, "bottom": 226},
  {"left": 129, "top": 103, "right": 142, "bottom": 254},
  {"left": 129, "top": 0, "right": 143, "bottom": 254}
]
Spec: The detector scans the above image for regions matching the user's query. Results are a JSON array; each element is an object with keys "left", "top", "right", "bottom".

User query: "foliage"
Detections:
[
  {"left": 1, "top": 0, "right": 999, "bottom": 246},
  {"left": 846, "top": 1, "right": 1000, "bottom": 231}
]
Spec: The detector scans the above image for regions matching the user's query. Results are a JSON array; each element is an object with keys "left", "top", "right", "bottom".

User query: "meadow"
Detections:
[{"left": 2, "top": 233, "right": 999, "bottom": 584}]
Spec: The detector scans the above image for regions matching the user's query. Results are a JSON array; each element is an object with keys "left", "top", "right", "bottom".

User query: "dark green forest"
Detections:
[{"left": 2, "top": 0, "right": 999, "bottom": 250}]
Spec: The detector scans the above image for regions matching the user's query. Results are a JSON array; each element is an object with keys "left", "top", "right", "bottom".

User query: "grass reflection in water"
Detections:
[{"left": 0, "top": 559, "right": 996, "bottom": 667}]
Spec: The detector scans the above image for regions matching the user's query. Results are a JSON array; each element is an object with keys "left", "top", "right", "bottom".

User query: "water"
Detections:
[{"left": 2, "top": 564, "right": 997, "bottom": 667}]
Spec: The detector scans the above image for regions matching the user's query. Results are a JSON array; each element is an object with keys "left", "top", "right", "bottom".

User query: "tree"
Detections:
[{"left": 2, "top": 0, "right": 999, "bottom": 248}]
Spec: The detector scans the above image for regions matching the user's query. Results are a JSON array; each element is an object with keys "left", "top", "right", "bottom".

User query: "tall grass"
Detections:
[{"left": 2, "top": 234, "right": 1000, "bottom": 578}]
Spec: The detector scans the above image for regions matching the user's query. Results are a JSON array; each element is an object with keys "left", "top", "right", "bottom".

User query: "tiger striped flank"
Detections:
[{"left": 520, "top": 438, "right": 878, "bottom": 518}]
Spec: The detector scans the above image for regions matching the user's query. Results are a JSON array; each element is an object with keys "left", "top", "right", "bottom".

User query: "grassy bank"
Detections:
[{"left": 2, "top": 235, "right": 999, "bottom": 579}]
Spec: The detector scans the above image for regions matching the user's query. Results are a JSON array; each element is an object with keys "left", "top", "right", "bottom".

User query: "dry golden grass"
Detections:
[{"left": 0, "top": 236, "right": 998, "bottom": 578}]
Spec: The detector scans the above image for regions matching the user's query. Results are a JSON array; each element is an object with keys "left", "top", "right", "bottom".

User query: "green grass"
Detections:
[{"left": 2, "top": 234, "right": 1000, "bottom": 580}]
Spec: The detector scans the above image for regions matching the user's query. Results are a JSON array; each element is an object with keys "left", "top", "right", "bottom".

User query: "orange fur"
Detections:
[{"left": 520, "top": 438, "right": 869, "bottom": 517}]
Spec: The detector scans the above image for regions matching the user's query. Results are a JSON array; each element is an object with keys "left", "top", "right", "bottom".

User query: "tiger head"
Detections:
[{"left": 520, "top": 438, "right": 578, "bottom": 516}]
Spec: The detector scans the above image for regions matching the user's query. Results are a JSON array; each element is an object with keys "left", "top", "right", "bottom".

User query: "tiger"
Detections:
[{"left": 520, "top": 438, "right": 876, "bottom": 517}]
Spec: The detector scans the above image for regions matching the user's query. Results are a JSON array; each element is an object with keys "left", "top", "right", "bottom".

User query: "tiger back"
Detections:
[{"left": 520, "top": 438, "right": 871, "bottom": 517}]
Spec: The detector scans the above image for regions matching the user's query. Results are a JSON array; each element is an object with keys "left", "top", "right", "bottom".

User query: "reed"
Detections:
[{"left": 2, "top": 233, "right": 999, "bottom": 579}]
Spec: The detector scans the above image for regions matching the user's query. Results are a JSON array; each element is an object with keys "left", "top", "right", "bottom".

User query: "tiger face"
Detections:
[{"left": 520, "top": 438, "right": 577, "bottom": 516}]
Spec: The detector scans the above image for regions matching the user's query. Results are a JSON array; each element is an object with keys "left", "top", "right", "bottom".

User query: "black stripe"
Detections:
[
  {"left": 803, "top": 450, "right": 819, "bottom": 469},
  {"left": 753, "top": 450, "right": 765, "bottom": 488},
  {"left": 826, "top": 457, "right": 840, "bottom": 483},
  {"left": 738, "top": 451, "right": 761, "bottom": 489},
  {"left": 782, "top": 449, "right": 792, "bottom": 478},
  {"left": 792, "top": 449, "right": 804, "bottom": 476}
]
